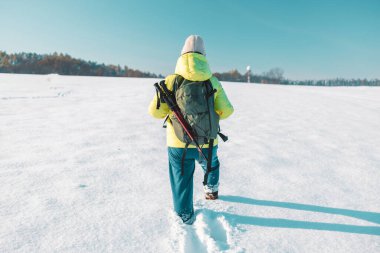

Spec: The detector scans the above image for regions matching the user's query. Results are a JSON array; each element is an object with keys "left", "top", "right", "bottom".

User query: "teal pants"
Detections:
[{"left": 168, "top": 145, "right": 220, "bottom": 222}]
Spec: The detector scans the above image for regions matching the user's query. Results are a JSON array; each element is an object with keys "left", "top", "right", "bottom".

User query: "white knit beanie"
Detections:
[{"left": 181, "top": 35, "right": 206, "bottom": 56}]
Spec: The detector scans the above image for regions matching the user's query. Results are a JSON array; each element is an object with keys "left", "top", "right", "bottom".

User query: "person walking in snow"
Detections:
[{"left": 149, "top": 35, "right": 234, "bottom": 224}]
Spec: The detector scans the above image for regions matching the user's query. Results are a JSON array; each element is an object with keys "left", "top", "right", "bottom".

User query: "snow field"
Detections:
[{"left": 1, "top": 74, "right": 380, "bottom": 252}]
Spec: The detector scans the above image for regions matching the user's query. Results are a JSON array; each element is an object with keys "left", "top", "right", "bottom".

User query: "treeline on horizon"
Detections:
[
  {"left": 1, "top": 51, "right": 379, "bottom": 86},
  {"left": 214, "top": 68, "right": 380, "bottom": 86},
  {"left": 0, "top": 51, "right": 163, "bottom": 78}
]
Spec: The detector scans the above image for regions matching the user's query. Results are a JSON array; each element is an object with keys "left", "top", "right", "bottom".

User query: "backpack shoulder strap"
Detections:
[
  {"left": 205, "top": 79, "right": 217, "bottom": 98},
  {"left": 173, "top": 74, "right": 185, "bottom": 94}
]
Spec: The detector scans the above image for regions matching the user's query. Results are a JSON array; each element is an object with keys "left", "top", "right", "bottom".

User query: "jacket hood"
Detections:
[{"left": 174, "top": 53, "right": 212, "bottom": 81}]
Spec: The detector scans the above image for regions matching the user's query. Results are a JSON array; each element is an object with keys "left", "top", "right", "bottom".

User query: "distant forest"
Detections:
[
  {"left": 214, "top": 68, "right": 380, "bottom": 86},
  {"left": 0, "top": 51, "right": 162, "bottom": 78},
  {"left": 1, "top": 51, "right": 379, "bottom": 86}
]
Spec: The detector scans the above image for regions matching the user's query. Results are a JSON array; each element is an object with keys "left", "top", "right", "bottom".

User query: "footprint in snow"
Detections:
[
  {"left": 169, "top": 211, "right": 207, "bottom": 253},
  {"left": 170, "top": 208, "right": 243, "bottom": 253},
  {"left": 193, "top": 209, "right": 231, "bottom": 252},
  {"left": 57, "top": 90, "right": 72, "bottom": 97},
  {"left": 183, "top": 225, "right": 208, "bottom": 253}
]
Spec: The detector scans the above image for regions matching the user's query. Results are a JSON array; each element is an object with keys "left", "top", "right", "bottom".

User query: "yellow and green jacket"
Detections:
[{"left": 148, "top": 52, "right": 234, "bottom": 148}]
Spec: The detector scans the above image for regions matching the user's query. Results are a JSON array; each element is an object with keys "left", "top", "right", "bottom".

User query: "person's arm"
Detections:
[
  {"left": 148, "top": 93, "right": 169, "bottom": 119},
  {"left": 148, "top": 75, "right": 176, "bottom": 119},
  {"left": 211, "top": 76, "right": 234, "bottom": 120}
]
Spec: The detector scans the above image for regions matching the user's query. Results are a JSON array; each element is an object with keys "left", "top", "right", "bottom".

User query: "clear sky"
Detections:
[{"left": 0, "top": 0, "right": 379, "bottom": 79}]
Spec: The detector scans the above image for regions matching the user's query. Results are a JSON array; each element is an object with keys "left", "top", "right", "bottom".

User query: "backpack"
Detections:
[{"left": 169, "top": 75, "right": 219, "bottom": 146}]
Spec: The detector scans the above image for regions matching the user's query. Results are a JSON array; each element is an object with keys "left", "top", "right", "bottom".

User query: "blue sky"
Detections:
[{"left": 0, "top": 0, "right": 379, "bottom": 79}]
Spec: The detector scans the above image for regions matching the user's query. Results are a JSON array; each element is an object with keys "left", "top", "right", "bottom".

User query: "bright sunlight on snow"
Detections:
[{"left": 1, "top": 74, "right": 380, "bottom": 252}]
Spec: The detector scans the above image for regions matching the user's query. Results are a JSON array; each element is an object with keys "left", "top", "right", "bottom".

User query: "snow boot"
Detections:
[
  {"left": 180, "top": 212, "right": 195, "bottom": 225},
  {"left": 205, "top": 191, "right": 218, "bottom": 200}
]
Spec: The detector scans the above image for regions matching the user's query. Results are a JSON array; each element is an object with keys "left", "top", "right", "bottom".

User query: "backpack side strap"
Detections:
[
  {"left": 203, "top": 139, "right": 215, "bottom": 186},
  {"left": 181, "top": 142, "right": 190, "bottom": 176}
]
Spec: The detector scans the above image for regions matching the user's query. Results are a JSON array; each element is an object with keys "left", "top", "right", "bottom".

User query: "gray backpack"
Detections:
[{"left": 170, "top": 75, "right": 219, "bottom": 145}]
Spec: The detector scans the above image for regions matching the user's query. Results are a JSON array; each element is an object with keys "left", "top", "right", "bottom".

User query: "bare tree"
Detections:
[{"left": 263, "top": 67, "right": 284, "bottom": 83}]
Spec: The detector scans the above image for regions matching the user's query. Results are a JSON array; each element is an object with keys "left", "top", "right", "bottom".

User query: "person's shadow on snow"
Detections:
[{"left": 216, "top": 195, "right": 380, "bottom": 236}]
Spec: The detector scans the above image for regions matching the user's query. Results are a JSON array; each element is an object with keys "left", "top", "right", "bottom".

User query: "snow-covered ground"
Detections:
[{"left": 1, "top": 73, "right": 380, "bottom": 253}]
